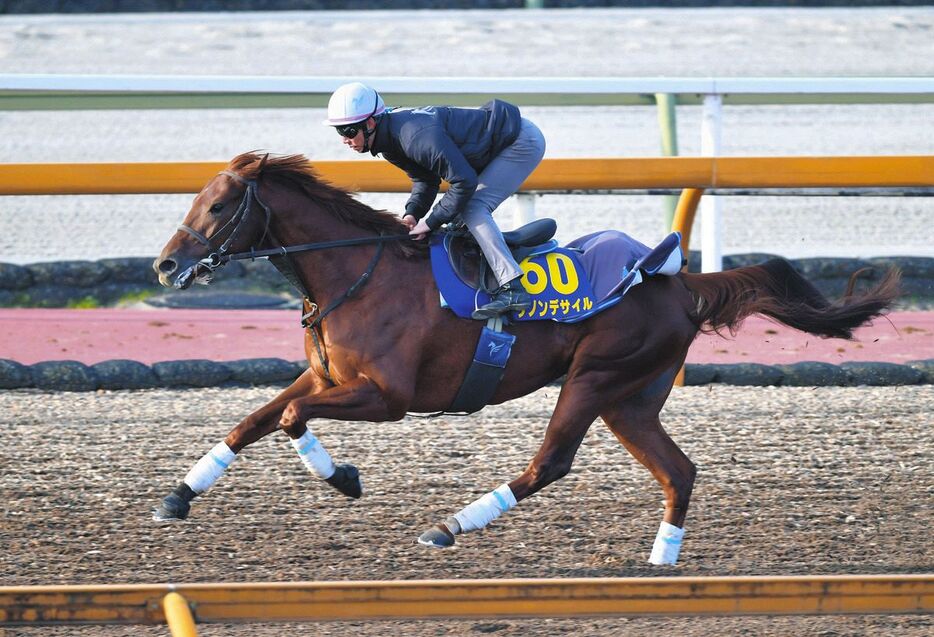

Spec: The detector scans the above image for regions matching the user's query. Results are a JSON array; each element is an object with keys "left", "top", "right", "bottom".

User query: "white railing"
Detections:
[
  {"left": 3, "top": 74, "right": 931, "bottom": 271},
  {"left": 3, "top": 75, "right": 933, "bottom": 105}
]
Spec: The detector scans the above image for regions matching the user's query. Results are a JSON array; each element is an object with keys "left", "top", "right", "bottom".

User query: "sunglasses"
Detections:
[{"left": 335, "top": 122, "right": 365, "bottom": 138}]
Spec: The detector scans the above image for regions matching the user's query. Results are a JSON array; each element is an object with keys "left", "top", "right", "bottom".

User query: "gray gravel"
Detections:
[
  {"left": 0, "top": 8, "right": 932, "bottom": 263},
  {"left": 0, "top": 384, "right": 931, "bottom": 634}
]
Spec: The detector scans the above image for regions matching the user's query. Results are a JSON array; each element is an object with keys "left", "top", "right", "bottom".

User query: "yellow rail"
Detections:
[
  {"left": 0, "top": 156, "right": 931, "bottom": 196},
  {"left": 1, "top": 575, "right": 931, "bottom": 626}
]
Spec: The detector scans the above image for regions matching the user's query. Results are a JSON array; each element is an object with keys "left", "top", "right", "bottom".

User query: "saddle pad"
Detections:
[
  {"left": 566, "top": 230, "right": 684, "bottom": 300},
  {"left": 429, "top": 230, "right": 683, "bottom": 323}
]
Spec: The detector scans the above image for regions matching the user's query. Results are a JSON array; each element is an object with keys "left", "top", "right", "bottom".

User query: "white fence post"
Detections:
[
  {"left": 700, "top": 93, "right": 723, "bottom": 273},
  {"left": 512, "top": 193, "right": 537, "bottom": 227}
]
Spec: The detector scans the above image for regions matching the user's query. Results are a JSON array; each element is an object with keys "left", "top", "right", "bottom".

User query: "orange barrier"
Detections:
[
  {"left": 1, "top": 575, "right": 931, "bottom": 630},
  {"left": 0, "top": 156, "right": 932, "bottom": 195}
]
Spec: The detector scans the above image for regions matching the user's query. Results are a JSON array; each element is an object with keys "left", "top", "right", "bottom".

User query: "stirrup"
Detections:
[{"left": 471, "top": 290, "right": 530, "bottom": 320}]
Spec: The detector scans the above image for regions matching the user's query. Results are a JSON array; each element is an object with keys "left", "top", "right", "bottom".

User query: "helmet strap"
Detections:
[
  {"left": 362, "top": 116, "right": 378, "bottom": 153},
  {"left": 361, "top": 92, "right": 382, "bottom": 153}
]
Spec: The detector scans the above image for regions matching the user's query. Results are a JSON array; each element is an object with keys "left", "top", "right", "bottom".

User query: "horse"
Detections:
[{"left": 152, "top": 151, "right": 900, "bottom": 565}]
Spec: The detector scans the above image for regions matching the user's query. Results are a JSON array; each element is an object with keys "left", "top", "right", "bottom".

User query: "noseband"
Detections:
[{"left": 177, "top": 170, "right": 272, "bottom": 270}]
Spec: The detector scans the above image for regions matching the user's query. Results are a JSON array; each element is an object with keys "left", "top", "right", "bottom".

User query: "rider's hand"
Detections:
[
  {"left": 402, "top": 214, "right": 418, "bottom": 230},
  {"left": 408, "top": 218, "right": 431, "bottom": 241}
]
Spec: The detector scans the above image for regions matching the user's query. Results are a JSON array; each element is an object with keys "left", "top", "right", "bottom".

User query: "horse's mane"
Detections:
[{"left": 229, "top": 152, "right": 427, "bottom": 259}]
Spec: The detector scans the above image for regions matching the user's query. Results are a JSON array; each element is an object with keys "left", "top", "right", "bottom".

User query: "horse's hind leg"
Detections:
[
  {"left": 418, "top": 370, "right": 609, "bottom": 548},
  {"left": 153, "top": 368, "right": 359, "bottom": 522},
  {"left": 600, "top": 365, "right": 697, "bottom": 565}
]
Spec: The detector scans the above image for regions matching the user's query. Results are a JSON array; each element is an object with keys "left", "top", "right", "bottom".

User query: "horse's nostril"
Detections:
[{"left": 158, "top": 258, "right": 178, "bottom": 275}]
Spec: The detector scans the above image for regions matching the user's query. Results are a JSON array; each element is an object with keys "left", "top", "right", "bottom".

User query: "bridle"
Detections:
[
  {"left": 174, "top": 168, "right": 413, "bottom": 383},
  {"left": 177, "top": 170, "right": 272, "bottom": 272}
]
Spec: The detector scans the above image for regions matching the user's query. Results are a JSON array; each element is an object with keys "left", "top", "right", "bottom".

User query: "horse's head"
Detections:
[
  {"left": 154, "top": 156, "right": 272, "bottom": 289},
  {"left": 155, "top": 152, "right": 425, "bottom": 289}
]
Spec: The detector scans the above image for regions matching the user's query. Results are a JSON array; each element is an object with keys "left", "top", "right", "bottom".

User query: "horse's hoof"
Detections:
[
  {"left": 152, "top": 493, "right": 190, "bottom": 521},
  {"left": 326, "top": 464, "right": 363, "bottom": 499},
  {"left": 417, "top": 525, "right": 456, "bottom": 548}
]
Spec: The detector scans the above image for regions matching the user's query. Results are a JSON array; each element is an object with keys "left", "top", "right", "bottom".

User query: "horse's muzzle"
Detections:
[{"left": 154, "top": 254, "right": 213, "bottom": 289}]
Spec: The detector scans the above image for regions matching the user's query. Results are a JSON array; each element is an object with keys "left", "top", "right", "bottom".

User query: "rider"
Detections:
[{"left": 323, "top": 82, "right": 546, "bottom": 319}]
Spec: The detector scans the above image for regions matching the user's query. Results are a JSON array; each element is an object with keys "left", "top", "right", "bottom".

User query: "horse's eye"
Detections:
[{"left": 209, "top": 202, "right": 225, "bottom": 214}]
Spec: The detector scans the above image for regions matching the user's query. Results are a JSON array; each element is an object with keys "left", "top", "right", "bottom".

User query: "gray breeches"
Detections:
[{"left": 462, "top": 118, "right": 546, "bottom": 287}]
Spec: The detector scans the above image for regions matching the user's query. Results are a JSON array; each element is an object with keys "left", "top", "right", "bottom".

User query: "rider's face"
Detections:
[{"left": 340, "top": 118, "right": 370, "bottom": 153}]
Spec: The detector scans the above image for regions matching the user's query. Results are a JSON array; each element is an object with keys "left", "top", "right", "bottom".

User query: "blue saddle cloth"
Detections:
[{"left": 430, "top": 229, "right": 683, "bottom": 323}]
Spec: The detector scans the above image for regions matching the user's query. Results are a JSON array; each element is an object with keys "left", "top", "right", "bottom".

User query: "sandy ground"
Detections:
[
  {"left": 0, "top": 384, "right": 931, "bottom": 635},
  {"left": 0, "top": 8, "right": 932, "bottom": 263}
]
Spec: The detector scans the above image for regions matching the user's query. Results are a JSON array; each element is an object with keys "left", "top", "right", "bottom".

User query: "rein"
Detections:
[
  {"left": 183, "top": 169, "right": 414, "bottom": 383},
  {"left": 213, "top": 234, "right": 412, "bottom": 266}
]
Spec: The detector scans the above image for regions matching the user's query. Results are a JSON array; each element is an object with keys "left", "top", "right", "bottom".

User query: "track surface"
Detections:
[{"left": 1, "top": 385, "right": 930, "bottom": 635}]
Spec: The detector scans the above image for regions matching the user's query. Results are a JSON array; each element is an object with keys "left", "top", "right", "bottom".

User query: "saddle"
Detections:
[{"left": 445, "top": 218, "right": 558, "bottom": 292}]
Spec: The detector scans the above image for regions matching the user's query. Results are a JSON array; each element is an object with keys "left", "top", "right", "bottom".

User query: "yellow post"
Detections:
[
  {"left": 671, "top": 188, "right": 705, "bottom": 387},
  {"left": 671, "top": 187, "right": 704, "bottom": 261},
  {"left": 162, "top": 592, "right": 198, "bottom": 637}
]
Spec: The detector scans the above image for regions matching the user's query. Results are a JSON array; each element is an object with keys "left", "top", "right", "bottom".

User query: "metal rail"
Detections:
[
  {"left": 1, "top": 575, "right": 931, "bottom": 627},
  {"left": 2, "top": 75, "right": 932, "bottom": 110},
  {"left": 1, "top": 156, "right": 931, "bottom": 196}
]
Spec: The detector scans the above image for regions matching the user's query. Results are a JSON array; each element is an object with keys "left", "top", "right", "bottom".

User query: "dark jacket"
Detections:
[{"left": 368, "top": 99, "right": 522, "bottom": 230}]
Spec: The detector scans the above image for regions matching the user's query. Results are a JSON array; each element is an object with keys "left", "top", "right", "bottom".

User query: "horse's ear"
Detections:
[{"left": 257, "top": 153, "right": 270, "bottom": 177}]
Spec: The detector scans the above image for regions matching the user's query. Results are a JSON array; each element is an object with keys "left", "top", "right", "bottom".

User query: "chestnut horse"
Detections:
[{"left": 152, "top": 152, "right": 899, "bottom": 564}]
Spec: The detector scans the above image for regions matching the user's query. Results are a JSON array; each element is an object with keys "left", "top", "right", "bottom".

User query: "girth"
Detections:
[{"left": 446, "top": 316, "right": 516, "bottom": 414}]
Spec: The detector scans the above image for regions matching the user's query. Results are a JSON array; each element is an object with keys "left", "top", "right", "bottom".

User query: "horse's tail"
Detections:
[{"left": 680, "top": 258, "right": 901, "bottom": 339}]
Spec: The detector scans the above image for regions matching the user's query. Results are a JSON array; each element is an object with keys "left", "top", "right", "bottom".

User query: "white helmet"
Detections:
[{"left": 323, "top": 82, "right": 386, "bottom": 126}]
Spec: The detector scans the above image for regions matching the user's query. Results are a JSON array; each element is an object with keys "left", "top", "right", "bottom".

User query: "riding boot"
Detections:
[{"left": 471, "top": 279, "right": 531, "bottom": 320}]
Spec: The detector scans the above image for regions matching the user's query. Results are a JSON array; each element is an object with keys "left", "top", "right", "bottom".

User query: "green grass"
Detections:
[
  {"left": 66, "top": 296, "right": 100, "bottom": 309},
  {"left": 116, "top": 289, "right": 157, "bottom": 304}
]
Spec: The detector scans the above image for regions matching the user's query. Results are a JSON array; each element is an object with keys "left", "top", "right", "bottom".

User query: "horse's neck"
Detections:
[{"left": 267, "top": 202, "right": 400, "bottom": 306}]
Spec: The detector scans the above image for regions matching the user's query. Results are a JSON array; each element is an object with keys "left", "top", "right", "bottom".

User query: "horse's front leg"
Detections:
[
  {"left": 153, "top": 368, "right": 333, "bottom": 522},
  {"left": 278, "top": 376, "right": 404, "bottom": 501}
]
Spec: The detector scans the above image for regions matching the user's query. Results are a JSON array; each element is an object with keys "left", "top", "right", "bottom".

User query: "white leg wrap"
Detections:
[
  {"left": 184, "top": 441, "right": 236, "bottom": 494},
  {"left": 649, "top": 520, "right": 685, "bottom": 565},
  {"left": 290, "top": 428, "right": 336, "bottom": 480},
  {"left": 453, "top": 484, "right": 517, "bottom": 534}
]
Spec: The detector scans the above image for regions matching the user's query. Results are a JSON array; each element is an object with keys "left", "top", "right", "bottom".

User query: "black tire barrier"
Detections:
[
  {"left": 774, "top": 361, "right": 852, "bottom": 387},
  {"left": 0, "top": 357, "right": 929, "bottom": 392},
  {"left": 224, "top": 358, "right": 307, "bottom": 384},
  {"left": 92, "top": 359, "right": 160, "bottom": 390},
  {"left": 907, "top": 359, "right": 934, "bottom": 383},
  {"left": 151, "top": 360, "right": 234, "bottom": 388},
  {"left": 2, "top": 254, "right": 933, "bottom": 309},
  {"left": 29, "top": 360, "right": 100, "bottom": 392},
  {"left": 838, "top": 361, "right": 925, "bottom": 386},
  {"left": 0, "top": 257, "right": 292, "bottom": 309}
]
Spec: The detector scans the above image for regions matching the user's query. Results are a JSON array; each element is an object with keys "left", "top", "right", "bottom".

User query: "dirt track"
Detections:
[{"left": 1, "top": 384, "right": 931, "bottom": 635}]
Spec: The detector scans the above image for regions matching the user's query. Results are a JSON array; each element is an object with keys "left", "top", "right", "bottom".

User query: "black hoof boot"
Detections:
[
  {"left": 152, "top": 483, "right": 196, "bottom": 521},
  {"left": 325, "top": 464, "right": 363, "bottom": 499},
  {"left": 417, "top": 517, "right": 460, "bottom": 548}
]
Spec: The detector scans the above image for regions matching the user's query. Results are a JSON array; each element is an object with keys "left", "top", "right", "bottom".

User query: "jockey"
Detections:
[{"left": 323, "top": 82, "right": 546, "bottom": 319}]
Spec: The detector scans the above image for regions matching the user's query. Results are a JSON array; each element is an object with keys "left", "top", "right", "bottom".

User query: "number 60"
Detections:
[{"left": 519, "top": 252, "right": 579, "bottom": 295}]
